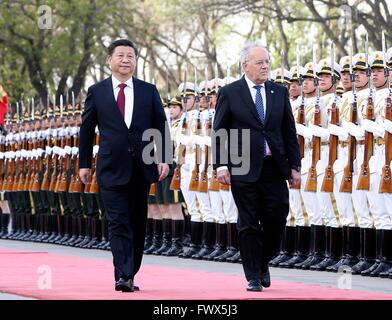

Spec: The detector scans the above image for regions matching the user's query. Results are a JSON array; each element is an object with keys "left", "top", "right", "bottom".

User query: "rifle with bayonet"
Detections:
[
  {"left": 304, "top": 47, "right": 321, "bottom": 192},
  {"left": 379, "top": 32, "right": 392, "bottom": 193},
  {"left": 41, "top": 95, "right": 53, "bottom": 192},
  {"left": 49, "top": 95, "right": 60, "bottom": 193},
  {"left": 357, "top": 32, "right": 374, "bottom": 191},
  {"left": 321, "top": 42, "right": 339, "bottom": 193},
  {"left": 340, "top": 39, "right": 358, "bottom": 193},
  {"left": 170, "top": 70, "right": 189, "bottom": 191},
  {"left": 189, "top": 68, "right": 201, "bottom": 191}
]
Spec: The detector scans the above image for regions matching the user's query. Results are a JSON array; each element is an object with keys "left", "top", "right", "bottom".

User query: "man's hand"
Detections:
[
  {"left": 217, "top": 168, "right": 231, "bottom": 185},
  {"left": 289, "top": 169, "right": 301, "bottom": 189},
  {"left": 79, "top": 168, "right": 91, "bottom": 185},
  {"left": 158, "top": 163, "right": 170, "bottom": 181}
]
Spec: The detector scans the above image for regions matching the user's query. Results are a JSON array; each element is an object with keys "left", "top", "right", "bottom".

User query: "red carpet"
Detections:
[{"left": 0, "top": 247, "right": 391, "bottom": 300}]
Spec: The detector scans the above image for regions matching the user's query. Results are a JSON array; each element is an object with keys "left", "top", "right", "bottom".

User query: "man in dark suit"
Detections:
[
  {"left": 213, "top": 42, "right": 301, "bottom": 292},
  {"left": 79, "top": 39, "right": 170, "bottom": 292}
]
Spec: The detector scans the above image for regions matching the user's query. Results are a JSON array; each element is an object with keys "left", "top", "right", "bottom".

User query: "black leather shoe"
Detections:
[
  {"left": 133, "top": 284, "right": 140, "bottom": 291},
  {"left": 115, "top": 278, "right": 134, "bottom": 292},
  {"left": 246, "top": 279, "right": 262, "bottom": 292},
  {"left": 260, "top": 266, "right": 271, "bottom": 288}
]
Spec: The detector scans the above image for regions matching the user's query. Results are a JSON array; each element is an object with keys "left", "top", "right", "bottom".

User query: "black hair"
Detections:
[{"left": 108, "top": 39, "right": 138, "bottom": 57}]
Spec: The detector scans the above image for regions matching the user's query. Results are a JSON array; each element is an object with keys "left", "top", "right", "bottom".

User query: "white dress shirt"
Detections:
[
  {"left": 217, "top": 76, "right": 272, "bottom": 173},
  {"left": 244, "top": 75, "right": 272, "bottom": 156},
  {"left": 112, "top": 76, "right": 134, "bottom": 128}
]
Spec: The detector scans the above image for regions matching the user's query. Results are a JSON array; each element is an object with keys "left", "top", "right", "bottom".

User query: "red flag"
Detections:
[{"left": 0, "top": 85, "right": 8, "bottom": 127}]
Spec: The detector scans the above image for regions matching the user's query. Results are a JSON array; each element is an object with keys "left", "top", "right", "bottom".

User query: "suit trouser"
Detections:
[
  {"left": 100, "top": 164, "right": 150, "bottom": 281},
  {"left": 231, "top": 156, "right": 289, "bottom": 281}
]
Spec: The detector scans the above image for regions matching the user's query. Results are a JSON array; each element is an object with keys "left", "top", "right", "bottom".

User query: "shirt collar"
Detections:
[
  {"left": 112, "top": 75, "right": 134, "bottom": 89},
  {"left": 244, "top": 74, "right": 265, "bottom": 90}
]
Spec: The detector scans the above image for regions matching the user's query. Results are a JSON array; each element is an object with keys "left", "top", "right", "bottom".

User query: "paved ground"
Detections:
[{"left": 0, "top": 238, "right": 391, "bottom": 300}]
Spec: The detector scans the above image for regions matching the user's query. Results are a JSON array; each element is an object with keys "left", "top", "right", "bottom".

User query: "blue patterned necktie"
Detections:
[{"left": 254, "top": 85, "right": 266, "bottom": 156}]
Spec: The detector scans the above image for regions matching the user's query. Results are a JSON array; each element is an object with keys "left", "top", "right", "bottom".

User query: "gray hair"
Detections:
[{"left": 240, "top": 41, "right": 270, "bottom": 65}]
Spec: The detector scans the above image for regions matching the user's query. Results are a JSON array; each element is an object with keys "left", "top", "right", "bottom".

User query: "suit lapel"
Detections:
[
  {"left": 103, "top": 76, "right": 128, "bottom": 131},
  {"left": 264, "top": 80, "right": 274, "bottom": 125},
  {"left": 130, "top": 77, "right": 142, "bottom": 130},
  {"left": 238, "top": 77, "right": 264, "bottom": 127}
]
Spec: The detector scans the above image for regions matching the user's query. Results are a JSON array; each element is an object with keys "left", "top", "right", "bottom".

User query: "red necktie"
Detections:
[{"left": 117, "top": 83, "right": 126, "bottom": 118}]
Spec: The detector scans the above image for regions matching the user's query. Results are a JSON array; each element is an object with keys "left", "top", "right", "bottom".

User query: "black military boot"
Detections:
[
  {"left": 203, "top": 223, "right": 227, "bottom": 261},
  {"left": 153, "top": 219, "right": 172, "bottom": 255},
  {"left": 281, "top": 226, "right": 311, "bottom": 268},
  {"left": 21, "top": 214, "right": 34, "bottom": 241},
  {"left": 84, "top": 217, "right": 100, "bottom": 249},
  {"left": 214, "top": 223, "right": 239, "bottom": 262},
  {"left": 327, "top": 226, "right": 360, "bottom": 272},
  {"left": 144, "top": 219, "right": 163, "bottom": 254},
  {"left": 56, "top": 216, "right": 71, "bottom": 244},
  {"left": 269, "top": 225, "right": 296, "bottom": 267},
  {"left": 26, "top": 214, "right": 40, "bottom": 241},
  {"left": 361, "top": 229, "right": 383, "bottom": 276},
  {"left": 15, "top": 213, "right": 26, "bottom": 240},
  {"left": 371, "top": 229, "right": 392, "bottom": 277},
  {"left": 96, "top": 218, "right": 108, "bottom": 249},
  {"left": 76, "top": 216, "right": 92, "bottom": 248},
  {"left": 179, "top": 221, "right": 203, "bottom": 258},
  {"left": 162, "top": 219, "right": 184, "bottom": 256},
  {"left": 299, "top": 225, "right": 326, "bottom": 270},
  {"left": 64, "top": 216, "right": 78, "bottom": 246},
  {"left": 70, "top": 217, "right": 85, "bottom": 246},
  {"left": 144, "top": 218, "right": 154, "bottom": 251},
  {"left": 43, "top": 216, "right": 58, "bottom": 243},
  {"left": 311, "top": 227, "right": 343, "bottom": 271},
  {"left": 192, "top": 222, "right": 216, "bottom": 259},
  {"left": 352, "top": 228, "right": 376, "bottom": 274},
  {"left": 0, "top": 214, "right": 10, "bottom": 238}
]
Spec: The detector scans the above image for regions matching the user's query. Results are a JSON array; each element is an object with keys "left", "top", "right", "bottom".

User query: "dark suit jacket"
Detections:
[
  {"left": 79, "top": 76, "right": 170, "bottom": 188},
  {"left": 213, "top": 76, "right": 301, "bottom": 182}
]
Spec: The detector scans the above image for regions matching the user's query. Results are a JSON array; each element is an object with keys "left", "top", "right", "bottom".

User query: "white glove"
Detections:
[
  {"left": 295, "top": 123, "right": 312, "bottom": 140},
  {"left": 346, "top": 122, "right": 365, "bottom": 140},
  {"left": 36, "top": 148, "right": 44, "bottom": 158},
  {"left": 71, "top": 127, "right": 78, "bottom": 136},
  {"left": 204, "top": 136, "right": 212, "bottom": 147},
  {"left": 309, "top": 124, "right": 329, "bottom": 139},
  {"left": 93, "top": 145, "right": 99, "bottom": 156},
  {"left": 384, "top": 119, "right": 392, "bottom": 134},
  {"left": 15, "top": 150, "right": 21, "bottom": 158},
  {"left": 9, "top": 151, "right": 16, "bottom": 159},
  {"left": 64, "top": 145, "right": 72, "bottom": 155},
  {"left": 0, "top": 152, "right": 4, "bottom": 160},
  {"left": 328, "top": 124, "right": 349, "bottom": 141},
  {"left": 45, "top": 146, "right": 52, "bottom": 155},
  {"left": 179, "top": 134, "right": 191, "bottom": 146},
  {"left": 4, "top": 151, "right": 9, "bottom": 159},
  {"left": 95, "top": 126, "right": 99, "bottom": 134},
  {"left": 194, "top": 135, "right": 205, "bottom": 146},
  {"left": 52, "top": 146, "right": 61, "bottom": 155},
  {"left": 362, "top": 119, "right": 385, "bottom": 138},
  {"left": 71, "top": 147, "right": 79, "bottom": 156},
  {"left": 348, "top": 93, "right": 356, "bottom": 105},
  {"left": 58, "top": 128, "right": 65, "bottom": 137},
  {"left": 59, "top": 148, "right": 66, "bottom": 158}
]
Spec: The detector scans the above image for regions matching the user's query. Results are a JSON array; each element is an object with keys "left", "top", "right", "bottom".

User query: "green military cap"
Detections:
[{"left": 168, "top": 96, "right": 182, "bottom": 108}]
